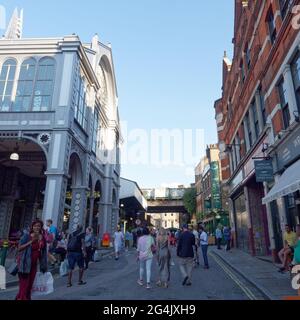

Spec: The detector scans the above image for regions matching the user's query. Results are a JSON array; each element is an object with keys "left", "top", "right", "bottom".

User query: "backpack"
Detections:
[{"left": 67, "top": 232, "right": 82, "bottom": 252}]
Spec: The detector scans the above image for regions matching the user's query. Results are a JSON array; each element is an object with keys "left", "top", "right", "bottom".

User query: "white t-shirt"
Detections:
[
  {"left": 200, "top": 231, "right": 208, "bottom": 245},
  {"left": 114, "top": 231, "right": 124, "bottom": 245}
]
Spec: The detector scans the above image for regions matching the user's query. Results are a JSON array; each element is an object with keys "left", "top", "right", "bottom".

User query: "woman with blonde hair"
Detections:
[{"left": 156, "top": 228, "right": 171, "bottom": 288}]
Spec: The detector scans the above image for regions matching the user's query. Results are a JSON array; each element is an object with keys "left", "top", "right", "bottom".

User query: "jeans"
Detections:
[
  {"left": 226, "top": 240, "right": 231, "bottom": 251},
  {"left": 217, "top": 238, "right": 222, "bottom": 249},
  {"left": 139, "top": 258, "right": 153, "bottom": 284},
  {"left": 201, "top": 245, "right": 209, "bottom": 267}
]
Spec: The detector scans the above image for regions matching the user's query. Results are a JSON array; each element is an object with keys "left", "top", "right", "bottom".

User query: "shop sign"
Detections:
[
  {"left": 277, "top": 127, "right": 300, "bottom": 170},
  {"left": 254, "top": 160, "right": 274, "bottom": 182}
]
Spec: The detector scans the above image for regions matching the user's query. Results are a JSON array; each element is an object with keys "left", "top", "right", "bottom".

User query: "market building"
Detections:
[{"left": 0, "top": 9, "right": 121, "bottom": 239}]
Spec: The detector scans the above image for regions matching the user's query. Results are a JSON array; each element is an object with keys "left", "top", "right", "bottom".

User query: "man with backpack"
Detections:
[{"left": 67, "top": 225, "right": 87, "bottom": 287}]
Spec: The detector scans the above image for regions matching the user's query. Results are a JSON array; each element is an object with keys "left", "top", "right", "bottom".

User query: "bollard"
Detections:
[{"left": 0, "top": 240, "right": 9, "bottom": 266}]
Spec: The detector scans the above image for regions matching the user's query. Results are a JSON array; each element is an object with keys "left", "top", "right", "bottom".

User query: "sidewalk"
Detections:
[
  {"left": 4, "top": 247, "right": 114, "bottom": 288},
  {"left": 210, "top": 247, "right": 297, "bottom": 300}
]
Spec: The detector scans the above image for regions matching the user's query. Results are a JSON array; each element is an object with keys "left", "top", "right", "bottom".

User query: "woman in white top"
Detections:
[
  {"left": 137, "top": 227, "right": 155, "bottom": 289},
  {"left": 113, "top": 227, "right": 124, "bottom": 260},
  {"left": 199, "top": 226, "right": 209, "bottom": 269}
]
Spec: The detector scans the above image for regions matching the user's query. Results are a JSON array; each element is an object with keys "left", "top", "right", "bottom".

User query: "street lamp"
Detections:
[{"left": 10, "top": 143, "right": 20, "bottom": 161}]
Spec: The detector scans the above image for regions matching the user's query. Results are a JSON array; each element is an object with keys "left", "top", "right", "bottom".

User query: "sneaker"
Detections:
[
  {"left": 137, "top": 279, "right": 143, "bottom": 286},
  {"left": 146, "top": 283, "right": 151, "bottom": 289},
  {"left": 185, "top": 281, "right": 192, "bottom": 286},
  {"left": 182, "top": 276, "right": 188, "bottom": 286}
]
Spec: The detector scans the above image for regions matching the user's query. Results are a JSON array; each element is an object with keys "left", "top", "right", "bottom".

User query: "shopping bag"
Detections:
[
  {"left": 7, "top": 261, "right": 18, "bottom": 276},
  {"left": 31, "top": 272, "right": 54, "bottom": 296},
  {"left": 59, "top": 260, "right": 69, "bottom": 277},
  {"left": 93, "top": 250, "right": 101, "bottom": 262}
]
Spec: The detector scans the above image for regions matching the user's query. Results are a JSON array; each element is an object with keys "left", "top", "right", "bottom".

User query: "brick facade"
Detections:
[{"left": 215, "top": 0, "right": 300, "bottom": 257}]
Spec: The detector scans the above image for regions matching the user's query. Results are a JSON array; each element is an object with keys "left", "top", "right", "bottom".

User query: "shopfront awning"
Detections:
[{"left": 262, "top": 159, "right": 300, "bottom": 204}]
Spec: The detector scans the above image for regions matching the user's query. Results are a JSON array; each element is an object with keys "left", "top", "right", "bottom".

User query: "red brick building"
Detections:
[{"left": 215, "top": 0, "right": 300, "bottom": 259}]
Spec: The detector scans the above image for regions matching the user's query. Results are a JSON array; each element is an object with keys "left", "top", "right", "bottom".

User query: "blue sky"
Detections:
[{"left": 1, "top": 0, "right": 234, "bottom": 188}]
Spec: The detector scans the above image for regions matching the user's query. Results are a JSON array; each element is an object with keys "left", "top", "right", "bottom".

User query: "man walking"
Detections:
[
  {"left": 215, "top": 225, "right": 223, "bottom": 250},
  {"left": 67, "top": 225, "right": 87, "bottom": 287},
  {"left": 177, "top": 224, "right": 195, "bottom": 286},
  {"left": 199, "top": 225, "right": 209, "bottom": 269}
]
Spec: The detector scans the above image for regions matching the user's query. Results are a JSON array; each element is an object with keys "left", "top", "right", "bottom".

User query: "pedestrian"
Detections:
[
  {"left": 278, "top": 224, "right": 297, "bottom": 272},
  {"left": 54, "top": 231, "right": 67, "bottom": 263},
  {"left": 192, "top": 225, "right": 200, "bottom": 266},
  {"left": 176, "top": 224, "right": 195, "bottom": 286},
  {"left": 66, "top": 225, "right": 87, "bottom": 287},
  {"left": 125, "top": 230, "right": 131, "bottom": 251},
  {"left": 46, "top": 219, "right": 59, "bottom": 266},
  {"left": 15, "top": 219, "right": 48, "bottom": 300},
  {"left": 137, "top": 227, "right": 155, "bottom": 289},
  {"left": 113, "top": 227, "right": 124, "bottom": 260},
  {"left": 84, "top": 227, "right": 95, "bottom": 269},
  {"left": 215, "top": 224, "right": 223, "bottom": 250},
  {"left": 223, "top": 226, "right": 231, "bottom": 251},
  {"left": 156, "top": 228, "right": 171, "bottom": 288},
  {"left": 199, "top": 225, "right": 209, "bottom": 269}
]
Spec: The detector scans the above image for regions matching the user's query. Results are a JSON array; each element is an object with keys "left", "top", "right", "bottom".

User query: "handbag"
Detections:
[
  {"left": 31, "top": 272, "right": 54, "bottom": 296},
  {"left": 7, "top": 261, "right": 18, "bottom": 276}
]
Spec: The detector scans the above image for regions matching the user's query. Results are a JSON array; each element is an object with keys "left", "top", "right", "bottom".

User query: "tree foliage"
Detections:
[{"left": 183, "top": 188, "right": 196, "bottom": 216}]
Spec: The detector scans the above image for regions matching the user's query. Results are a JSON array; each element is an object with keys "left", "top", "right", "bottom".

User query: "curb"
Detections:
[
  {"left": 5, "top": 249, "right": 115, "bottom": 289},
  {"left": 210, "top": 250, "right": 276, "bottom": 300}
]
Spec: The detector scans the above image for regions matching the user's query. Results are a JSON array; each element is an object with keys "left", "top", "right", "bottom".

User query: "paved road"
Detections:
[{"left": 0, "top": 247, "right": 266, "bottom": 300}]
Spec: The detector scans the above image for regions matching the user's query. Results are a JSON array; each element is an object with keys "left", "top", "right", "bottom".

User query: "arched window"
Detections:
[
  {"left": 74, "top": 76, "right": 88, "bottom": 129},
  {"left": 0, "top": 59, "right": 17, "bottom": 111},
  {"left": 92, "top": 105, "right": 101, "bottom": 153},
  {"left": 14, "top": 58, "right": 36, "bottom": 111},
  {"left": 32, "top": 57, "right": 55, "bottom": 111}
]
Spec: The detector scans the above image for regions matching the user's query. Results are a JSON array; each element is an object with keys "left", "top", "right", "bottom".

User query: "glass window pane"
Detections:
[
  {"left": 43, "top": 81, "right": 52, "bottom": 95},
  {"left": 41, "top": 96, "right": 50, "bottom": 110},
  {"left": 24, "top": 81, "right": 33, "bottom": 95},
  {"left": 0, "top": 65, "right": 8, "bottom": 80},
  {"left": 22, "top": 96, "right": 31, "bottom": 111},
  {"left": 0, "top": 81, "right": 5, "bottom": 96},
  {"left": 16, "top": 81, "right": 25, "bottom": 96},
  {"left": 45, "top": 65, "right": 55, "bottom": 80},
  {"left": 34, "top": 81, "right": 43, "bottom": 95},
  {"left": 8, "top": 66, "right": 16, "bottom": 80},
  {"left": 1, "top": 97, "right": 11, "bottom": 111},
  {"left": 5, "top": 81, "right": 13, "bottom": 96},
  {"left": 13, "top": 96, "right": 22, "bottom": 111},
  {"left": 33, "top": 96, "right": 42, "bottom": 110}
]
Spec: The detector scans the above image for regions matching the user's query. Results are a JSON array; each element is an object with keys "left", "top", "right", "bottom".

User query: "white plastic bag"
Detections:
[
  {"left": 93, "top": 250, "right": 101, "bottom": 262},
  {"left": 31, "top": 272, "right": 54, "bottom": 296},
  {"left": 59, "top": 260, "right": 69, "bottom": 277}
]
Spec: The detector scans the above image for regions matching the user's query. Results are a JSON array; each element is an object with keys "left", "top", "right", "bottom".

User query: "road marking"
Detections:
[{"left": 209, "top": 252, "right": 258, "bottom": 300}]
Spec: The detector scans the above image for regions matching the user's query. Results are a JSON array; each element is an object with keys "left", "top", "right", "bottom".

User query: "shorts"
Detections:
[{"left": 67, "top": 252, "right": 84, "bottom": 270}]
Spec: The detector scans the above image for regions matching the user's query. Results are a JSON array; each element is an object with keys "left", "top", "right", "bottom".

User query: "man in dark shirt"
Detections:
[
  {"left": 67, "top": 225, "right": 87, "bottom": 287},
  {"left": 177, "top": 224, "right": 195, "bottom": 286}
]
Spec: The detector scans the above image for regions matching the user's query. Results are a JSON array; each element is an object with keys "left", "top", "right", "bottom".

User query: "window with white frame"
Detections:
[
  {"left": 14, "top": 58, "right": 36, "bottom": 111},
  {"left": 92, "top": 106, "right": 101, "bottom": 153},
  {"left": 278, "top": 77, "right": 290, "bottom": 129},
  {"left": 267, "top": 8, "right": 276, "bottom": 45},
  {"left": 0, "top": 59, "right": 17, "bottom": 111},
  {"left": 74, "top": 75, "right": 88, "bottom": 130},
  {"left": 32, "top": 58, "right": 55, "bottom": 111},
  {"left": 291, "top": 51, "right": 300, "bottom": 113}
]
